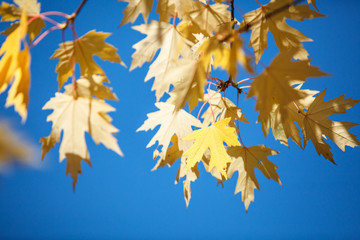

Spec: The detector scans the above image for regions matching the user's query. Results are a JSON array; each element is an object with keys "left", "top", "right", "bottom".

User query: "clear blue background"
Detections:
[{"left": 0, "top": 0, "right": 359, "bottom": 239}]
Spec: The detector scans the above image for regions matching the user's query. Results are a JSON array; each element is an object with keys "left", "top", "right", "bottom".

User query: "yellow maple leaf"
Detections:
[
  {"left": 183, "top": 117, "right": 240, "bottom": 177},
  {"left": 40, "top": 91, "right": 123, "bottom": 188},
  {"left": 248, "top": 51, "right": 327, "bottom": 130},
  {"left": 198, "top": 29, "right": 252, "bottom": 78},
  {"left": 0, "top": 7, "right": 30, "bottom": 121},
  {"left": 51, "top": 30, "right": 125, "bottom": 89},
  {"left": 241, "top": 0, "right": 325, "bottom": 63},
  {"left": 303, "top": 89, "right": 360, "bottom": 163},
  {"left": 227, "top": 145, "right": 281, "bottom": 211},
  {"left": 263, "top": 87, "right": 318, "bottom": 148},
  {"left": 0, "top": 0, "right": 45, "bottom": 42},
  {"left": 119, "top": 0, "right": 154, "bottom": 25}
]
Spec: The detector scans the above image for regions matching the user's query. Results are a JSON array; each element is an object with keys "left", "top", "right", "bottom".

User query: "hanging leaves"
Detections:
[
  {"left": 0, "top": 0, "right": 357, "bottom": 211},
  {"left": 51, "top": 30, "right": 125, "bottom": 88},
  {"left": 241, "top": 0, "right": 325, "bottom": 63},
  {"left": 0, "top": 7, "right": 30, "bottom": 121},
  {"left": 41, "top": 84, "right": 123, "bottom": 189},
  {"left": 0, "top": 0, "right": 45, "bottom": 42}
]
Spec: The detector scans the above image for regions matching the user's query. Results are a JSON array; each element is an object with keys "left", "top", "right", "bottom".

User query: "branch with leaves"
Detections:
[{"left": 0, "top": 0, "right": 358, "bottom": 211}]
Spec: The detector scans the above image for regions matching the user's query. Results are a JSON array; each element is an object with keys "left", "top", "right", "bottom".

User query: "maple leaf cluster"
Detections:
[
  {"left": 0, "top": 0, "right": 358, "bottom": 211},
  {"left": 124, "top": 0, "right": 359, "bottom": 210}
]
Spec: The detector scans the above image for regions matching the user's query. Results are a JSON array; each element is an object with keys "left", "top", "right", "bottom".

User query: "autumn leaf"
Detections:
[
  {"left": 119, "top": 0, "right": 154, "bottom": 25},
  {"left": 183, "top": 118, "right": 240, "bottom": 177},
  {"left": 152, "top": 134, "right": 199, "bottom": 207},
  {"left": 187, "top": 2, "right": 231, "bottom": 35},
  {"left": 51, "top": 30, "right": 125, "bottom": 89},
  {"left": 137, "top": 101, "right": 203, "bottom": 153},
  {"left": 202, "top": 89, "right": 249, "bottom": 127},
  {"left": 303, "top": 89, "right": 360, "bottom": 163},
  {"left": 167, "top": 58, "right": 207, "bottom": 111},
  {"left": 152, "top": 135, "right": 183, "bottom": 171},
  {"left": 248, "top": 51, "right": 328, "bottom": 134},
  {"left": 64, "top": 75, "right": 118, "bottom": 101},
  {"left": 41, "top": 91, "right": 123, "bottom": 188},
  {"left": 198, "top": 29, "right": 252, "bottom": 78},
  {"left": 0, "top": 7, "right": 30, "bottom": 121},
  {"left": 263, "top": 86, "right": 318, "bottom": 148},
  {"left": 176, "top": 157, "right": 199, "bottom": 207},
  {"left": 156, "top": 0, "right": 198, "bottom": 22},
  {"left": 0, "top": 0, "right": 45, "bottom": 42},
  {"left": 227, "top": 145, "right": 281, "bottom": 211},
  {"left": 241, "top": 0, "right": 325, "bottom": 63},
  {"left": 132, "top": 21, "right": 193, "bottom": 100}
]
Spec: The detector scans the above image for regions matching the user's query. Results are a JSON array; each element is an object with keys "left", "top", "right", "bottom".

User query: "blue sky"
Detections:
[{"left": 0, "top": 0, "right": 359, "bottom": 239}]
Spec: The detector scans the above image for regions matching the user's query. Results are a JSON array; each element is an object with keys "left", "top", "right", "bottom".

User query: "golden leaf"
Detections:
[
  {"left": 183, "top": 118, "right": 240, "bottom": 177},
  {"left": 0, "top": 8, "right": 30, "bottom": 121},
  {"left": 303, "top": 89, "right": 360, "bottom": 163},
  {"left": 227, "top": 145, "right": 281, "bottom": 211},
  {"left": 51, "top": 30, "right": 125, "bottom": 89},
  {"left": 248, "top": 51, "right": 327, "bottom": 132},
  {"left": 241, "top": 0, "right": 325, "bottom": 63},
  {"left": 119, "top": 0, "right": 154, "bottom": 25},
  {"left": 0, "top": 0, "right": 45, "bottom": 42}
]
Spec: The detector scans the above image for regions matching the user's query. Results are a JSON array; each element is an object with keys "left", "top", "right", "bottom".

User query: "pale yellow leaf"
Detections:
[
  {"left": 64, "top": 75, "right": 118, "bottom": 101},
  {"left": 41, "top": 91, "right": 123, "bottom": 188},
  {"left": 137, "top": 21, "right": 193, "bottom": 100},
  {"left": 202, "top": 89, "right": 249, "bottom": 127},
  {"left": 168, "top": 58, "right": 207, "bottom": 111},
  {"left": 188, "top": 2, "right": 230, "bottom": 35},
  {"left": 137, "top": 101, "right": 203, "bottom": 153}
]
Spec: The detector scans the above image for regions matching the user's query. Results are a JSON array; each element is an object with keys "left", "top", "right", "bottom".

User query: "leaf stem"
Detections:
[
  {"left": 236, "top": 91, "right": 246, "bottom": 147},
  {"left": 30, "top": 25, "right": 60, "bottom": 48},
  {"left": 40, "top": 11, "right": 70, "bottom": 18},
  {"left": 40, "top": 15, "right": 61, "bottom": 26},
  {"left": 254, "top": 0, "right": 263, "bottom": 7}
]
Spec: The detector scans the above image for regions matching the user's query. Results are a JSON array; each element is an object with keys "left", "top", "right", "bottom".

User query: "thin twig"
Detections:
[{"left": 73, "top": 0, "right": 88, "bottom": 18}]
